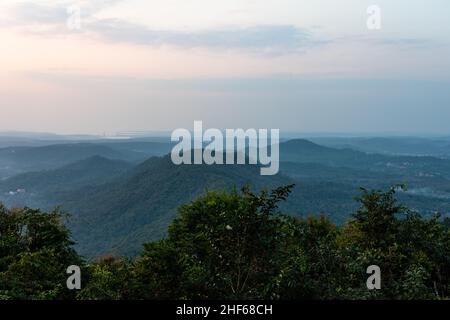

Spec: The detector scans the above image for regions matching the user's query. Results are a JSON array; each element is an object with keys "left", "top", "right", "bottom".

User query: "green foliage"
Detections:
[
  {"left": 132, "top": 240, "right": 183, "bottom": 299},
  {"left": 352, "top": 185, "right": 406, "bottom": 249},
  {"left": 5, "top": 142, "right": 450, "bottom": 257},
  {"left": 1, "top": 184, "right": 449, "bottom": 300},
  {"left": 0, "top": 205, "right": 82, "bottom": 300},
  {"left": 133, "top": 184, "right": 296, "bottom": 299},
  {"left": 132, "top": 185, "right": 450, "bottom": 300},
  {"left": 76, "top": 256, "right": 134, "bottom": 300},
  {"left": 338, "top": 187, "right": 450, "bottom": 299}
]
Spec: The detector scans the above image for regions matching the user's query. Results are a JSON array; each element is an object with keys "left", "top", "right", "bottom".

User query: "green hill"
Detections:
[
  {"left": 0, "top": 156, "right": 131, "bottom": 195},
  {"left": 56, "top": 155, "right": 294, "bottom": 257},
  {"left": 2, "top": 138, "right": 450, "bottom": 258},
  {"left": 0, "top": 143, "right": 143, "bottom": 179}
]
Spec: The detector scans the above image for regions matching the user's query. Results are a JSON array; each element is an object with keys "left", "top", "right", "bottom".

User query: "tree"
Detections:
[
  {"left": 77, "top": 256, "right": 134, "bottom": 300},
  {"left": 0, "top": 205, "right": 82, "bottom": 300},
  {"left": 338, "top": 187, "right": 450, "bottom": 299},
  {"left": 132, "top": 185, "right": 450, "bottom": 300},
  {"left": 1, "top": 184, "right": 449, "bottom": 300},
  {"left": 135, "top": 185, "right": 296, "bottom": 299}
]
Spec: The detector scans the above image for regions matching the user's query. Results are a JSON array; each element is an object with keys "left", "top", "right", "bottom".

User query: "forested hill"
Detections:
[
  {"left": 0, "top": 143, "right": 131, "bottom": 179},
  {"left": 2, "top": 138, "right": 450, "bottom": 257},
  {"left": 0, "top": 156, "right": 132, "bottom": 195},
  {"left": 56, "top": 154, "right": 294, "bottom": 257}
]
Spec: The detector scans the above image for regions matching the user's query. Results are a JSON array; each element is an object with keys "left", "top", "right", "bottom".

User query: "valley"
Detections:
[{"left": 1, "top": 135, "right": 450, "bottom": 258}]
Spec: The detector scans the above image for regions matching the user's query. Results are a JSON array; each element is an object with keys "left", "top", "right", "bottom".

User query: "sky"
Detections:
[{"left": 1, "top": 0, "right": 450, "bottom": 135}]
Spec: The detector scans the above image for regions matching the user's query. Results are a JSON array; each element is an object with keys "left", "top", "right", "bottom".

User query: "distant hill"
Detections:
[
  {"left": 0, "top": 156, "right": 132, "bottom": 209},
  {"left": 279, "top": 139, "right": 450, "bottom": 177},
  {"left": 2, "top": 138, "right": 450, "bottom": 258},
  {"left": 0, "top": 143, "right": 146, "bottom": 179},
  {"left": 309, "top": 137, "right": 450, "bottom": 157},
  {"left": 279, "top": 139, "right": 383, "bottom": 167},
  {"left": 60, "top": 148, "right": 450, "bottom": 258},
  {"left": 0, "top": 156, "right": 131, "bottom": 193},
  {"left": 60, "top": 155, "right": 450, "bottom": 258},
  {"left": 98, "top": 141, "right": 172, "bottom": 158},
  {"left": 53, "top": 155, "right": 294, "bottom": 257}
]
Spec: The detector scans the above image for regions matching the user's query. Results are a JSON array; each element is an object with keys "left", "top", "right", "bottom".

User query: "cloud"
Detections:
[
  {"left": 9, "top": 2, "right": 67, "bottom": 24},
  {"left": 2, "top": 0, "right": 122, "bottom": 27},
  {"left": 89, "top": 19, "right": 319, "bottom": 54},
  {"left": 3, "top": 1, "right": 324, "bottom": 55}
]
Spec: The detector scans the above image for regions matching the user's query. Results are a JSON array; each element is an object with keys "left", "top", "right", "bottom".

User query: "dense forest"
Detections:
[
  {"left": 1, "top": 184, "right": 449, "bottom": 300},
  {"left": 3, "top": 139, "right": 450, "bottom": 258}
]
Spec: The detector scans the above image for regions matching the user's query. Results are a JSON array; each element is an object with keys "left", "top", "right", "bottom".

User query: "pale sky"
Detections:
[{"left": 1, "top": 0, "right": 450, "bottom": 134}]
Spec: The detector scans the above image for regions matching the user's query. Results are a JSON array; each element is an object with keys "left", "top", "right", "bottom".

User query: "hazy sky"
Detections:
[{"left": 1, "top": 0, "right": 450, "bottom": 135}]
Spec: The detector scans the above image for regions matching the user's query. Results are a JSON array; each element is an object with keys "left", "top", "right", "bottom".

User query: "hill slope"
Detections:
[
  {"left": 0, "top": 143, "right": 143, "bottom": 179},
  {"left": 3, "top": 139, "right": 450, "bottom": 258},
  {"left": 0, "top": 156, "right": 132, "bottom": 194},
  {"left": 56, "top": 155, "right": 294, "bottom": 257},
  {"left": 309, "top": 137, "right": 450, "bottom": 157}
]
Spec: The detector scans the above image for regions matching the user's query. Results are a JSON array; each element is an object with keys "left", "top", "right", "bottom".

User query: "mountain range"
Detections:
[{"left": 1, "top": 138, "right": 450, "bottom": 257}]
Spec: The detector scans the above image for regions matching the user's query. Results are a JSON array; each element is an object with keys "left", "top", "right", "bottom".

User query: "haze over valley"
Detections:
[{"left": 1, "top": 132, "right": 450, "bottom": 257}]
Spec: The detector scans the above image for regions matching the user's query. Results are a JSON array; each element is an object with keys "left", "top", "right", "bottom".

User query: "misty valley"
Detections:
[{"left": 1, "top": 133, "right": 450, "bottom": 258}]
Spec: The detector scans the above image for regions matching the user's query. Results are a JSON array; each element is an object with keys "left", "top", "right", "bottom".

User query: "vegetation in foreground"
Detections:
[{"left": 0, "top": 185, "right": 449, "bottom": 300}]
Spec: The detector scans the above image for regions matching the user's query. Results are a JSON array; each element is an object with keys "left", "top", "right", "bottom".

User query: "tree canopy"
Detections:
[{"left": 0, "top": 185, "right": 449, "bottom": 300}]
